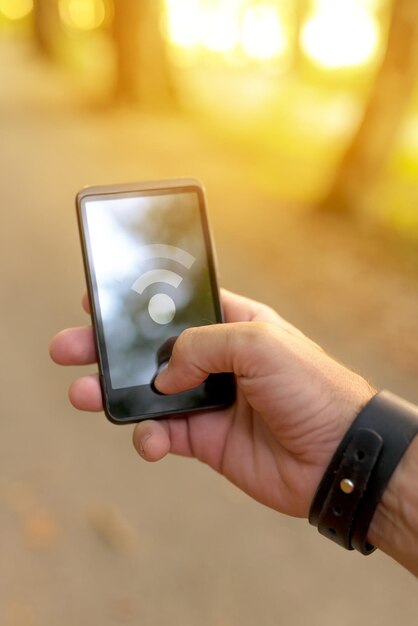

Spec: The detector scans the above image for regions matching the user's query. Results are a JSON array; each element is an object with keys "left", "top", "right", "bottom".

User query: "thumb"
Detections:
[{"left": 154, "top": 322, "right": 269, "bottom": 394}]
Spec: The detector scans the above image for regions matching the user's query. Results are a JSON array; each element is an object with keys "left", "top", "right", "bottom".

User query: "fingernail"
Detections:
[
  {"left": 138, "top": 434, "right": 152, "bottom": 458},
  {"left": 158, "top": 361, "right": 169, "bottom": 374},
  {"left": 154, "top": 361, "right": 169, "bottom": 386}
]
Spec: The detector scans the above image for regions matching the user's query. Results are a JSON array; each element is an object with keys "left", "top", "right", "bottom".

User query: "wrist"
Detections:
[
  {"left": 368, "top": 435, "right": 418, "bottom": 576},
  {"left": 309, "top": 391, "right": 418, "bottom": 556}
]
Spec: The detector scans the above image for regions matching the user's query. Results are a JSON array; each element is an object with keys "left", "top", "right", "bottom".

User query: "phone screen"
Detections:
[{"left": 78, "top": 181, "right": 234, "bottom": 422}]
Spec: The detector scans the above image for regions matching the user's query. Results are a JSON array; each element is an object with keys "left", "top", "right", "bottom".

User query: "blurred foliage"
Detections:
[{"left": 0, "top": 0, "right": 417, "bottom": 239}]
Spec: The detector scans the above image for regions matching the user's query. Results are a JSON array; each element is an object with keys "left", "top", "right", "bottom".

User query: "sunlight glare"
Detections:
[
  {"left": 164, "top": 0, "right": 202, "bottom": 48},
  {"left": 165, "top": 0, "right": 287, "bottom": 62},
  {"left": 301, "top": 0, "right": 380, "bottom": 69},
  {"left": 58, "top": 0, "right": 106, "bottom": 32},
  {"left": 199, "top": 5, "right": 239, "bottom": 53},
  {"left": 165, "top": 0, "right": 240, "bottom": 54},
  {"left": 0, "top": 0, "right": 33, "bottom": 21},
  {"left": 241, "top": 5, "right": 285, "bottom": 61}
]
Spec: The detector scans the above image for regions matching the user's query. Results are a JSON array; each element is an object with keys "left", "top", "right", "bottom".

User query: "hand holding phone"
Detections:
[{"left": 76, "top": 178, "right": 235, "bottom": 423}]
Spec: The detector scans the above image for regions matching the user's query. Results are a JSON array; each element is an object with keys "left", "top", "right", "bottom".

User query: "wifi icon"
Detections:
[{"left": 131, "top": 244, "right": 196, "bottom": 325}]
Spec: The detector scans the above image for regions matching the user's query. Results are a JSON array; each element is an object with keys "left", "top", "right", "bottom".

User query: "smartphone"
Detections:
[{"left": 76, "top": 178, "right": 235, "bottom": 424}]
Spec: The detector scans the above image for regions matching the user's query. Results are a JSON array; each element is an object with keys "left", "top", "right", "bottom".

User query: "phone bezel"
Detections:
[{"left": 76, "top": 178, "right": 235, "bottom": 424}]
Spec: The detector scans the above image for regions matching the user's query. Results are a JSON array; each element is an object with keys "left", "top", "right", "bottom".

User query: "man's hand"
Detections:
[{"left": 49, "top": 289, "right": 374, "bottom": 518}]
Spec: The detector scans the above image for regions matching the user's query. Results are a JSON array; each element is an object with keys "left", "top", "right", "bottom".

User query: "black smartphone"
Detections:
[{"left": 76, "top": 178, "right": 235, "bottom": 424}]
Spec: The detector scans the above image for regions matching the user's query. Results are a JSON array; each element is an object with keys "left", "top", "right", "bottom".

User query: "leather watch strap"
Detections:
[
  {"left": 317, "top": 428, "right": 382, "bottom": 550},
  {"left": 350, "top": 392, "right": 418, "bottom": 553},
  {"left": 309, "top": 390, "right": 418, "bottom": 554}
]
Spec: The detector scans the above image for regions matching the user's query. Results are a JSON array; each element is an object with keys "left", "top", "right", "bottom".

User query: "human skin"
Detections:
[{"left": 49, "top": 290, "right": 418, "bottom": 575}]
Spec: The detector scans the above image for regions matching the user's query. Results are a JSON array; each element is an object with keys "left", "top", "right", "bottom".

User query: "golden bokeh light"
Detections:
[
  {"left": 241, "top": 5, "right": 285, "bottom": 61},
  {"left": 58, "top": 0, "right": 106, "bottom": 32},
  {"left": 0, "top": 0, "right": 33, "bottom": 21},
  {"left": 0, "top": 0, "right": 384, "bottom": 72},
  {"left": 301, "top": 0, "right": 380, "bottom": 69},
  {"left": 199, "top": 4, "right": 240, "bottom": 54},
  {"left": 164, "top": 0, "right": 202, "bottom": 49},
  {"left": 165, "top": 0, "right": 287, "bottom": 62},
  {"left": 165, "top": 0, "right": 382, "bottom": 70}
]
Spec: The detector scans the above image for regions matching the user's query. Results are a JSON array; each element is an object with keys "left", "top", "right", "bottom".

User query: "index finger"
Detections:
[
  {"left": 49, "top": 326, "right": 96, "bottom": 365},
  {"left": 221, "top": 289, "right": 281, "bottom": 324},
  {"left": 82, "top": 293, "right": 91, "bottom": 314},
  {"left": 221, "top": 289, "right": 307, "bottom": 339}
]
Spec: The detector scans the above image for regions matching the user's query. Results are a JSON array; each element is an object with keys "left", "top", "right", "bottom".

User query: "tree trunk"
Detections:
[
  {"left": 112, "top": 0, "right": 177, "bottom": 107},
  {"left": 291, "top": 0, "right": 310, "bottom": 74},
  {"left": 319, "top": 0, "right": 418, "bottom": 215},
  {"left": 32, "top": 0, "right": 61, "bottom": 59}
]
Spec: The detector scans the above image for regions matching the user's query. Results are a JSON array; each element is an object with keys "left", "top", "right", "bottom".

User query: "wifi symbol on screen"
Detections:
[{"left": 131, "top": 244, "right": 196, "bottom": 325}]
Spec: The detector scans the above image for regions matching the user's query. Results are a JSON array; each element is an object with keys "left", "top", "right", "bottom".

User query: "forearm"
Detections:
[{"left": 368, "top": 435, "right": 418, "bottom": 577}]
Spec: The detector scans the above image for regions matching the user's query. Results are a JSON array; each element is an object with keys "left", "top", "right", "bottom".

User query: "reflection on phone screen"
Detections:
[{"left": 84, "top": 191, "right": 216, "bottom": 389}]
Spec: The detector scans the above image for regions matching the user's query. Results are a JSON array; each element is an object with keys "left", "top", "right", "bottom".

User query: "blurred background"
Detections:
[{"left": 1, "top": 0, "right": 418, "bottom": 624}]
